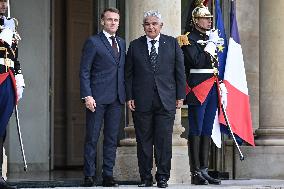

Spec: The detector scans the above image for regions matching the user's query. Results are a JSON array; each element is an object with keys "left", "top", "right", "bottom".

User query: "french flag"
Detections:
[
  {"left": 211, "top": 0, "right": 227, "bottom": 148},
  {"left": 218, "top": 0, "right": 255, "bottom": 146}
]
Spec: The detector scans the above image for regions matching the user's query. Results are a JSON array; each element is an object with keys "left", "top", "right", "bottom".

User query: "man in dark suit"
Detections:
[
  {"left": 79, "top": 7, "right": 125, "bottom": 187},
  {"left": 125, "top": 10, "right": 186, "bottom": 188}
]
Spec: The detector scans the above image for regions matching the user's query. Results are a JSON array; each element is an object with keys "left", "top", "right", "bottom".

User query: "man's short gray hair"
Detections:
[{"left": 143, "top": 10, "right": 162, "bottom": 23}]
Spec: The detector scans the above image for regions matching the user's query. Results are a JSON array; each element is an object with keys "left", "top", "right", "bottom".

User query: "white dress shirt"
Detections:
[
  {"left": 146, "top": 34, "right": 160, "bottom": 55},
  {"left": 103, "top": 30, "right": 119, "bottom": 52}
]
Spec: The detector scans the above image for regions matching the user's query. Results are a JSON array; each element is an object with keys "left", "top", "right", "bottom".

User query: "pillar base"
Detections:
[
  {"left": 169, "top": 146, "right": 191, "bottom": 184},
  {"left": 225, "top": 140, "right": 284, "bottom": 179},
  {"left": 114, "top": 146, "right": 191, "bottom": 183},
  {"left": 114, "top": 146, "right": 140, "bottom": 182}
]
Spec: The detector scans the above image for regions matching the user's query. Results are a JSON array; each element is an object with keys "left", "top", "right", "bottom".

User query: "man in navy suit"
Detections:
[
  {"left": 125, "top": 10, "right": 186, "bottom": 188},
  {"left": 79, "top": 7, "right": 125, "bottom": 187}
]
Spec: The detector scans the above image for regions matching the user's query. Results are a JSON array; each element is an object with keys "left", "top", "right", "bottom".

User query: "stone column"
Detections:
[
  {"left": 126, "top": 0, "right": 182, "bottom": 42},
  {"left": 257, "top": 0, "right": 284, "bottom": 142},
  {"left": 114, "top": 110, "right": 139, "bottom": 181},
  {"left": 119, "top": 110, "right": 136, "bottom": 146},
  {"left": 225, "top": 0, "right": 284, "bottom": 179},
  {"left": 114, "top": 0, "right": 190, "bottom": 183},
  {"left": 169, "top": 109, "right": 190, "bottom": 184},
  {"left": 254, "top": 0, "right": 284, "bottom": 178}
]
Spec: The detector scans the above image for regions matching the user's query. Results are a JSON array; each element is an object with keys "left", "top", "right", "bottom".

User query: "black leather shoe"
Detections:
[
  {"left": 200, "top": 168, "right": 221, "bottom": 185},
  {"left": 157, "top": 179, "right": 168, "bottom": 188},
  {"left": 0, "top": 177, "right": 17, "bottom": 189},
  {"left": 102, "top": 176, "right": 119, "bottom": 187},
  {"left": 191, "top": 171, "right": 209, "bottom": 185},
  {"left": 82, "top": 176, "right": 95, "bottom": 187},
  {"left": 138, "top": 179, "right": 153, "bottom": 187}
]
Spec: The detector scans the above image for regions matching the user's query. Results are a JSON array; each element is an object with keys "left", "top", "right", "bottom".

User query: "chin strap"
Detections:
[{"left": 195, "top": 22, "right": 211, "bottom": 33}]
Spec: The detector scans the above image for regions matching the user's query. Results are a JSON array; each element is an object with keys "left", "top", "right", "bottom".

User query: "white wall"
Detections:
[{"left": 7, "top": 0, "right": 51, "bottom": 172}]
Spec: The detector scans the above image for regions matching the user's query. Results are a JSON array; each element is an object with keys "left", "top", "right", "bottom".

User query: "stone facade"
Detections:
[
  {"left": 225, "top": 0, "right": 284, "bottom": 179},
  {"left": 5, "top": 0, "right": 284, "bottom": 182}
]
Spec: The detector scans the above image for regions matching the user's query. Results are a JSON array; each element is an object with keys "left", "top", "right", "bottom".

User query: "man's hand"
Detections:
[
  {"left": 176, "top": 99, "right": 183, "bottom": 109},
  {"left": 207, "top": 29, "right": 219, "bottom": 44},
  {"left": 85, "top": 96, "right": 96, "bottom": 112},
  {"left": 219, "top": 83, "right": 228, "bottom": 109},
  {"left": 15, "top": 74, "right": 25, "bottom": 101},
  {"left": 127, "top": 100, "right": 135, "bottom": 111},
  {"left": 17, "top": 86, "right": 24, "bottom": 101}
]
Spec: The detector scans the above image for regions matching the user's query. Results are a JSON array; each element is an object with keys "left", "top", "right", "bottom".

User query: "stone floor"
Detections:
[
  {"left": 7, "top": 180, "right": 284, "bottom": 189},
  {"left": 6, "top": 170, "right": 284, "bottom": 188}
]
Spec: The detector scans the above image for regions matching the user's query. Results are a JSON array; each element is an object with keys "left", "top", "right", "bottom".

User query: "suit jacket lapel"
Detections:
[
  {"left": 139, "top": 36, "right": 152, "bottom": 71},
  {"left": 156, "top": 34, "right": 165, "bottom": 72},
  {"left": 99, "top": 32, "right": 118, "bottom": 64},
  {"left": 116, "top": 37, "right": 123, "bottom": 64}
]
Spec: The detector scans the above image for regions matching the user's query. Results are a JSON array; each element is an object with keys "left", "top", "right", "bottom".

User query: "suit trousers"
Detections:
[
  {"left": 83, "top": 98, "right": 122, "bottom": 178},
  {"left": 133, "top": 89, "right": 175, "bottom": 181},
  {"left": 188, "top": 85, "right": 218, "bottom": 136}
]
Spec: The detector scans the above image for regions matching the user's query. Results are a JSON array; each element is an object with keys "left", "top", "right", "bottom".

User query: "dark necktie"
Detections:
[
  {"left": 149, "top": 40, "right": 158, "bottom": 71},
  {"left": 110, "top": 36, "right": 119, "bottom": 59}
]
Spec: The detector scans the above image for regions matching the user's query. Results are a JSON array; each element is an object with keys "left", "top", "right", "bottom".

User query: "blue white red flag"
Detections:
[
  {"left": 218, "top": 0, "right": 255, "bottom": 146},
  {"left": 211, "top": 0, "right": 228, "bottom": 148}
]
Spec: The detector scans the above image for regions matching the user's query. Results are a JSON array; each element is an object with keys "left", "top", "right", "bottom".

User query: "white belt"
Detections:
[
  {"left": 0, "top": 58, "right": 14, "bottom": 68},
  {"left": 190, "top": 68, "right": 217, "bottom": 74}
]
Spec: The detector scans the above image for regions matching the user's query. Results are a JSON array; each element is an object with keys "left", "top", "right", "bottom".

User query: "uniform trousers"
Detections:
[
  {"left": 188, "top": 85, "right": 218, "bottom": 136},
  {"left": 0, "top": 76, "right": 15, "bottom": 137}
]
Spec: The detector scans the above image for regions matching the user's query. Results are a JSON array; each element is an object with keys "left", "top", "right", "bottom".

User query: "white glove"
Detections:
[
  {"left": 219, "top": 83, "right": 228, "bottom": 109},
  {"left": 4, "top": 18, "right": 15, "bottom": 31},
  {"left": 17, "top": 86, "right": 24, "bottom": 100},
  {"left": 0, "top": 27, "right": 13, "bottom": 46},
  {"left": 208, "top": 30, "right": 220, "bottom": 44},
  {"left": 204, "top": 30, "right": 223, "bottom": 56},
  {"left": 0, "top": 18, "right": 16, "bottom": 46},
  {"left": 15, "top": 74, "right": 25, "bottom": 101},
  {"left": 204, "top": 41, "right": 217, "bottom": 56}
]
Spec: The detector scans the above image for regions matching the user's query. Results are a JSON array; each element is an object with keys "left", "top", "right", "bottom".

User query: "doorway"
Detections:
[{"left": 52, "top": 0, "right": 125, "bottom": 171}]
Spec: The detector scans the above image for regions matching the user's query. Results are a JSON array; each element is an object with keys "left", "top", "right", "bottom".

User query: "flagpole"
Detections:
[
  {"left": 7, "top": 0, "right": 10, "bottom": 18},
  {"left": 221, "top": 104, "right": 244, "bottom": 161}
]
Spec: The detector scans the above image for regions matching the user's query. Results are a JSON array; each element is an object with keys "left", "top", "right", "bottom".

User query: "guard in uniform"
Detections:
[
  {"left": 0, "top": 0, "right": 24, "bottom": 188},
  {"left": 177, "top": 0, "right": 227, "bottom": 185}
]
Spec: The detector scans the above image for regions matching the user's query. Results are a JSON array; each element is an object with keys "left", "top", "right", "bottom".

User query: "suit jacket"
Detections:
[
  {"left": 125, "top": 34, "right": 186, "bottom": 112},
  {"left": 181, "top": 28, "right": 219, "bottom": 105},
  {"left": 80, "top": 32, "right": 126, "bottom": 104}
]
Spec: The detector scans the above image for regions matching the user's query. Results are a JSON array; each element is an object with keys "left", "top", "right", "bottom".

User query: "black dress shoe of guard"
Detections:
[
  {"left": 102, "top": 176, "right": 119, "bottom": 187},
  {"left": 191, "top": 171, "right": 209, "bottom": 185},
  {"left": 157, "top": 178, "right": 168, "bottom": 188},
  {"left": 138, "top": 179, "right": 153, "bottom": 187},
  {"left": 0, "top": 177, "right": 17, "bottom": 189},
  {"left": 200, "top": 168, "right": 221, "bottom": 185},
  {"left": 82, "top": 176, "right": 95, "bottom": 187}
]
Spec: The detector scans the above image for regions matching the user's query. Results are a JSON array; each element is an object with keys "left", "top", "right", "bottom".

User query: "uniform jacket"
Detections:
[
  {"left": 0, "top": 17, "right": 22, "bottom": 79},
  {"left": 125, "top": 34, "right": 186, "bottom": 112},
  {"left": 181, "top": 28, "right": 218, "bottom": 105}
]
